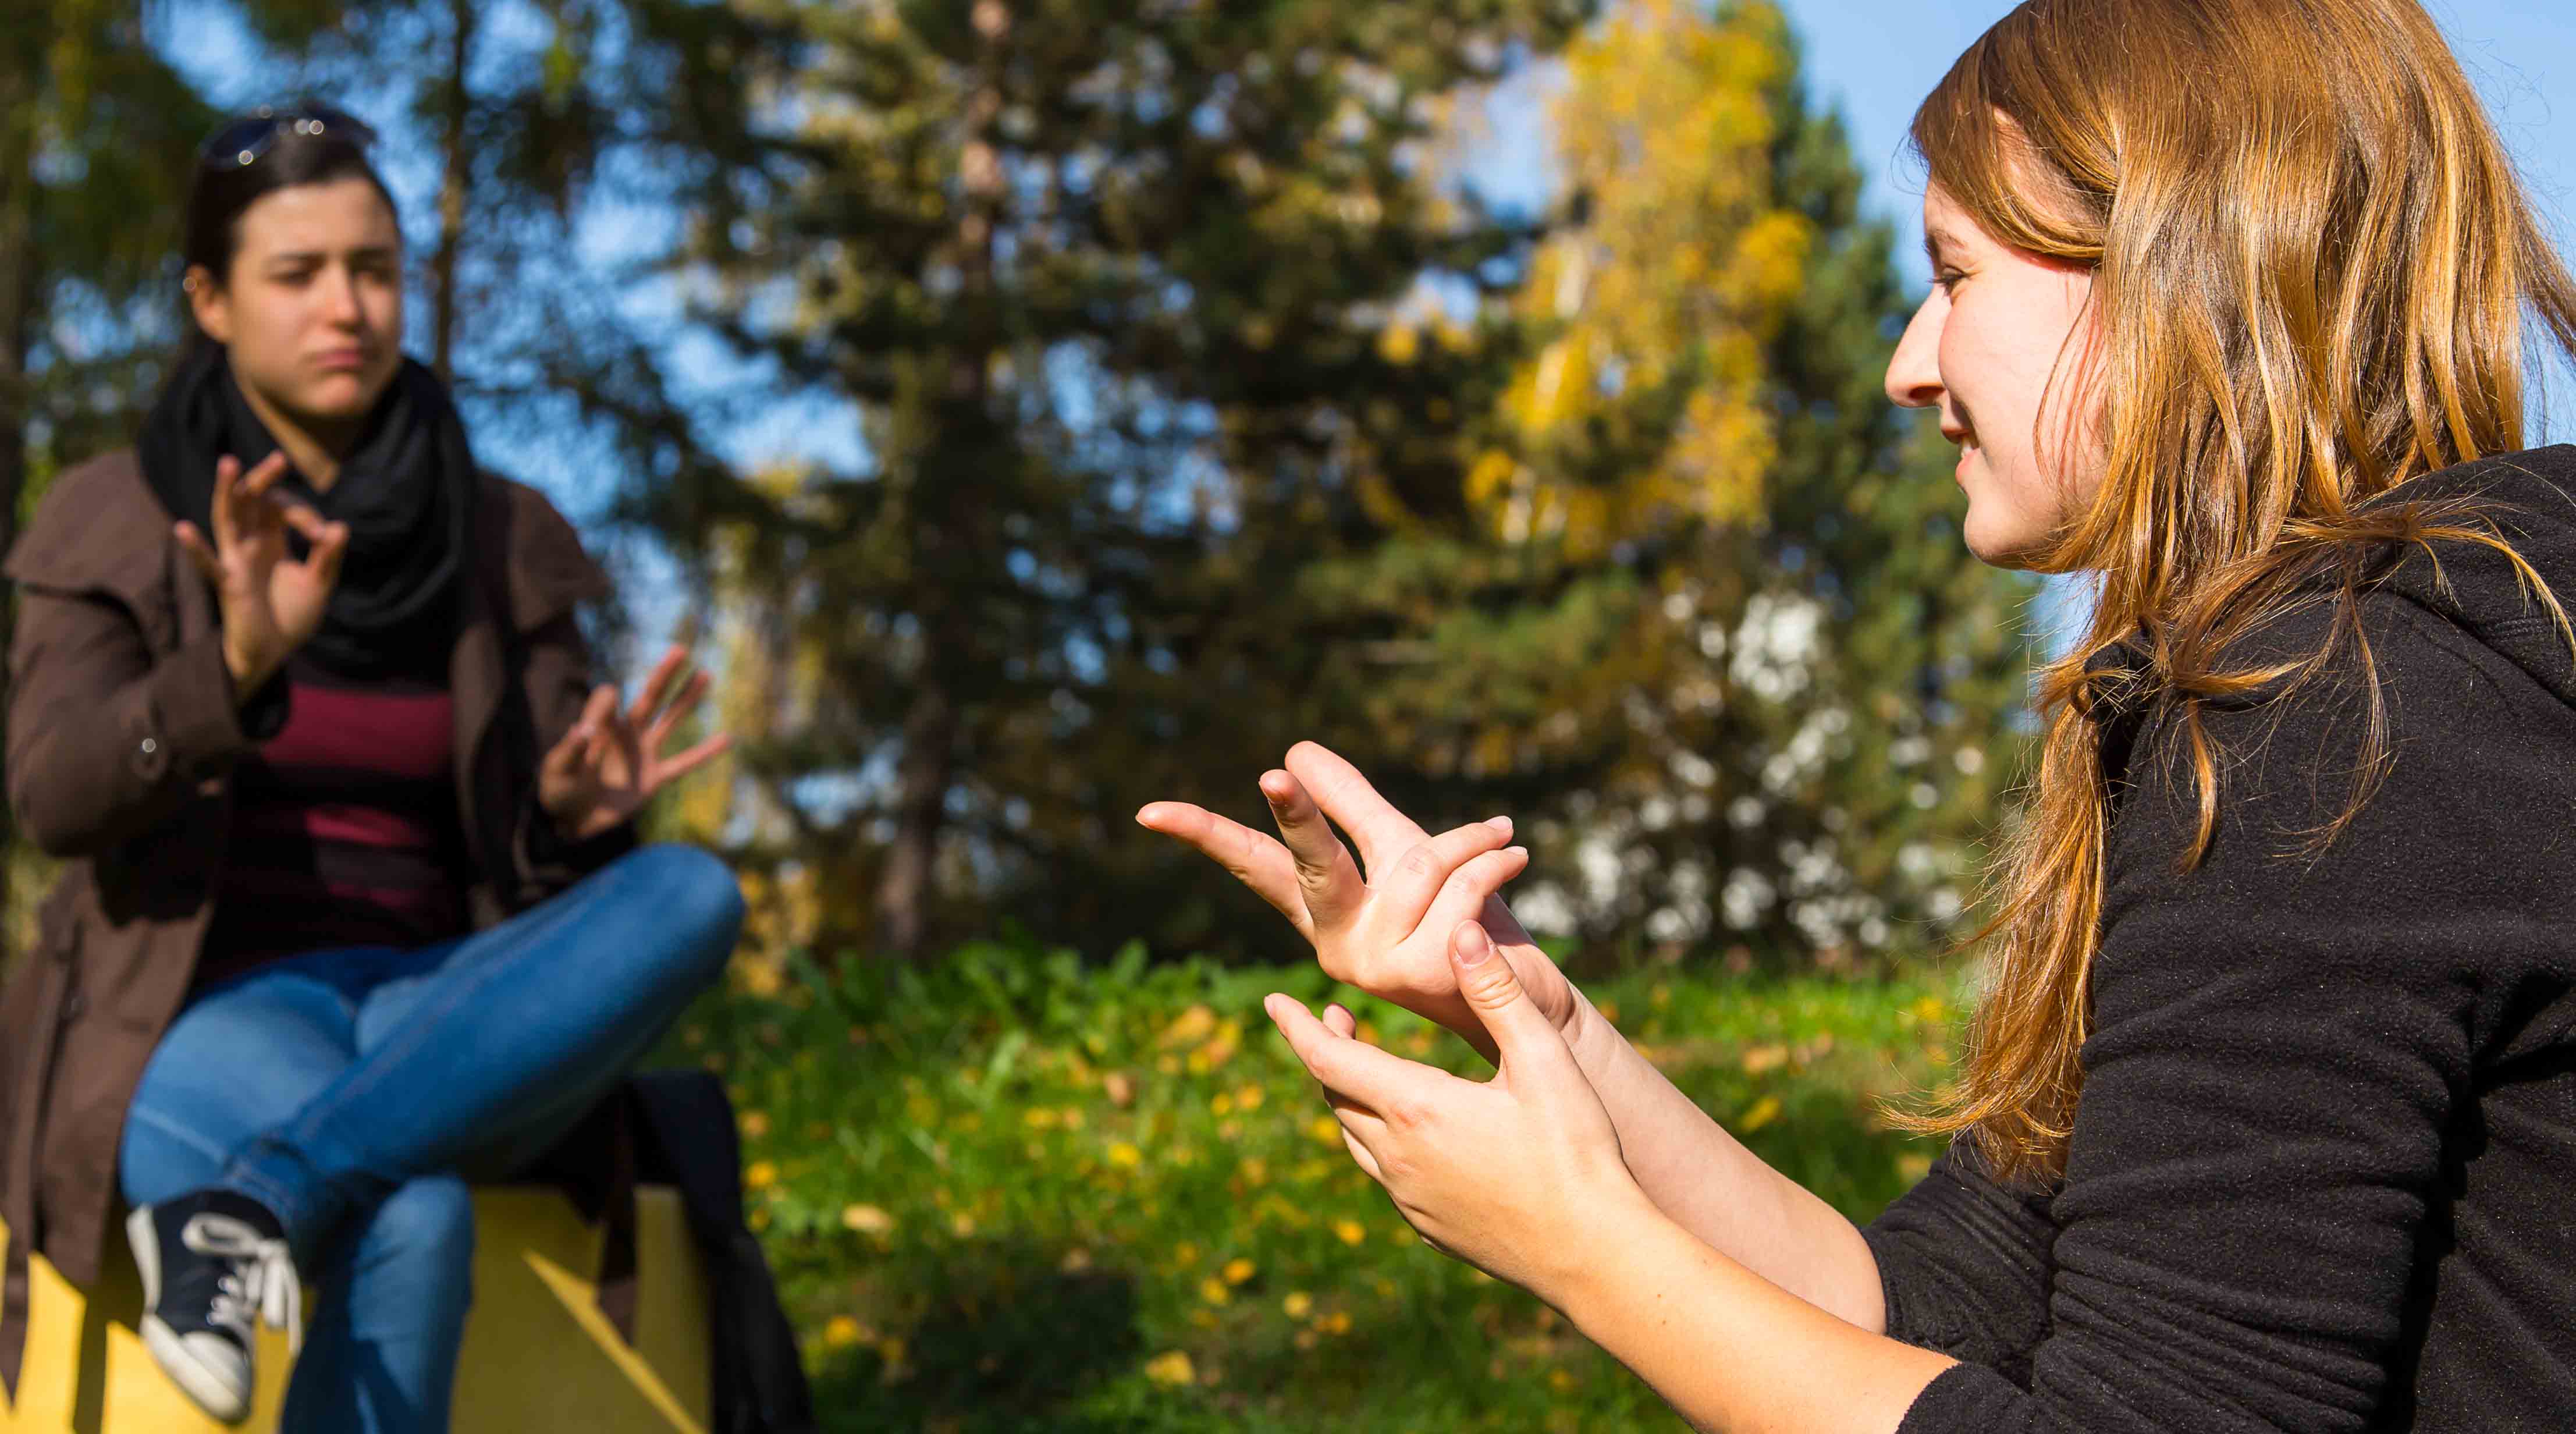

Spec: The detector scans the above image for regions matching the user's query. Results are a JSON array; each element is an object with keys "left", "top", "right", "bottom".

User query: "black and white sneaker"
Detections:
[{"left": 126, "top": 1190, "right": 303, "bottom": 1424}]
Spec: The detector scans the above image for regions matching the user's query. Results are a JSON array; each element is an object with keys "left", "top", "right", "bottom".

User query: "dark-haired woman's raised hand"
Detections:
[
  {"left": 172, "top": 452, "right": 350, "bottom": 697},
  {"left": 537, "top": 643, "right": 733, "bottom": 842}
]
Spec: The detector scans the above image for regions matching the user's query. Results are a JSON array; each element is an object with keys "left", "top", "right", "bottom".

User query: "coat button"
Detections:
[{"left": 139, "top": 737, "right": 158, "bottom": 755}]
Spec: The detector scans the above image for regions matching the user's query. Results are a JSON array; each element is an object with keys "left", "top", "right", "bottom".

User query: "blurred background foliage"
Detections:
[{"left": 0, "top": 0, "right": 2035, "bottom": 975}]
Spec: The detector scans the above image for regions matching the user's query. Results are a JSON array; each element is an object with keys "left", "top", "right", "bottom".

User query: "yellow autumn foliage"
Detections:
[{"left": 1480, "top": 0, "right": 1813, "bottom": 558}]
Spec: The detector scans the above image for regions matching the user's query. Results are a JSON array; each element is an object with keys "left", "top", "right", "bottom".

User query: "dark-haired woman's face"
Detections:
[{"left": 189, "top": 177, "right": 404, "bottom": 428}]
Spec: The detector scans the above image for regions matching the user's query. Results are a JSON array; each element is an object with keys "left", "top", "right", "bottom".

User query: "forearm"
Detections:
[
  {"left": 1563, "top": 988, "right": 1889, "bottom": 1331},
  {"left": 8, "top": 620, "right": 267, "bottom": 855},
  {"left": 1556, "top": 1187, "right": 1952, "bottom": 1434}
]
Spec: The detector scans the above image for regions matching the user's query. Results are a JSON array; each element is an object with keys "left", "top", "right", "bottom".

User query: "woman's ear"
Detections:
[{"left": 185, "top": 265, "right": 233, "bottom": 346}]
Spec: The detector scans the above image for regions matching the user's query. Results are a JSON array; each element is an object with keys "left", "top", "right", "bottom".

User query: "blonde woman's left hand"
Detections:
[
  {"left": 1266, "top": 917, "right": 1644, "bottom": 1304},
  {"left": 538, "top": 643, "right": 732, "bottom": 840}
]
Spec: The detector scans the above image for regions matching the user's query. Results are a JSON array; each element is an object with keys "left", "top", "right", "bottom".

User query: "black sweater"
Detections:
[{"left": 1864, "top": 446, "right": 2576, "bottom": 1432}]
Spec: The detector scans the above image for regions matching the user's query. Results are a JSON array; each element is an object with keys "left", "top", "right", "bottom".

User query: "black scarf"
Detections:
[{"left": 137, "top": 342, "right": 477, "bottom": 680}]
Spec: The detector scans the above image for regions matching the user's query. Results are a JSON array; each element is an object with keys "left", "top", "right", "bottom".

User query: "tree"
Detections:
[
  {"left": 1, "top": 3, "right": 246, "bottom": 942},
  {"left": 649, "top": 0, "right": 1594, "bottom": 960},
  {"left": 2, "top": 5, "right": 213, "bottom": 522},
  {"left": 1310, "top": 0, "right": 2033, "bottom": 964}
]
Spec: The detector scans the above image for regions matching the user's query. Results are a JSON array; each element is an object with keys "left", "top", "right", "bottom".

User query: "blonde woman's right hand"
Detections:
[
  {"left": 1138, "top": 740, "right": 1583, "bottom": 1066},
  {"left": 171, "top": 452, "right": 350, "bottom": 696}
]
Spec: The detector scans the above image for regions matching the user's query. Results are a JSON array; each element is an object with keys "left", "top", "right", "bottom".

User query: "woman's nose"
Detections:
[
  {"left": 321, "top": 265, "right": 365, "bottom": 327},
  {"left": 1884, "top": 296, "right": 1945, "bottom": 410}
]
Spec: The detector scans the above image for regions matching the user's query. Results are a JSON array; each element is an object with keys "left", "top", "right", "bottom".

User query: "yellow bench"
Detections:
[{"left": 0, "top": 1187, "right": 712, "bottom": 1432}]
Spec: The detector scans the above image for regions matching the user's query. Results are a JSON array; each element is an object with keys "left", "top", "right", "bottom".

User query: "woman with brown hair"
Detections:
[
  {"left": 0, "top": 107, "right": 743, "bottom": 1430},
  {"left": 1143, "top": 0, "right": 2576, "bottom": 1426}
]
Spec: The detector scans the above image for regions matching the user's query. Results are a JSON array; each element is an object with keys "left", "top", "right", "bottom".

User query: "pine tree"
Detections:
[
  {"left": 1, "top": 3, "right": 246, "bottom": 942},
  {"left": 648, "top": 0, "right": 1593, "bottom": 960},
  {"left": 1316, "top": 0, "right": 2034, "bottom": 966}
]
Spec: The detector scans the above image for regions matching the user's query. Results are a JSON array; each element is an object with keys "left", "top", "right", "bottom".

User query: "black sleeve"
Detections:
[
  {"left": 1863, "top": 1139, "right": 2056, "bottom": 1385},
  {"left": 1889, "top": 598, "right": 2538, "bottom": 1433}
]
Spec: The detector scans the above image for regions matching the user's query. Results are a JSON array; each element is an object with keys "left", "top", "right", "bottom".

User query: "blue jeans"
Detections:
[{"left": 118, "top": 843, "right": 745, "bottom": 1433}]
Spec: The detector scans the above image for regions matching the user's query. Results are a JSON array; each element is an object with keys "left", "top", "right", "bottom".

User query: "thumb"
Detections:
[
  {"left": 172, "top": 521, "right": 222, "bottom": 586},
  {"left": 1451, "top": 919, "right": 1577, "bottom": 1078}
]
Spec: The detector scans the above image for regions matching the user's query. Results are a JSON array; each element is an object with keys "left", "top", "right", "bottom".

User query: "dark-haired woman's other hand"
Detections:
[
  {"left": 172, "top": 452, "right": 350, "bottom": 698},
  {"left": 537, "top": 642, "right": 733, "bottom": 842},
  {"left": 1137, "top": 740, "right": 1580, "bottom": 1067}
]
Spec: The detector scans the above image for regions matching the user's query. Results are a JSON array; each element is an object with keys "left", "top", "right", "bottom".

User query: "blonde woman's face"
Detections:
[{"left": 1885, "top": 182, "right": 2105, "bottom": 569}]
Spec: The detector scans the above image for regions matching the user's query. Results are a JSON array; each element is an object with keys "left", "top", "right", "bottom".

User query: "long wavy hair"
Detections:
[{"left": 1900, "top": 0, "right": 2576, "bottom": 1184}]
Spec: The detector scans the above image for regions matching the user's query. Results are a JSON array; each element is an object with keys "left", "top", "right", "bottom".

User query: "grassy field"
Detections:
[{"left": 673, "top": 939, "right": 1966, "bottom": 1432}]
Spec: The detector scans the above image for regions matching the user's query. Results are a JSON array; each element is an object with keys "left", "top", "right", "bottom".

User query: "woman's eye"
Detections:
[{"left": 1935, "top": 269, "right": 1966, "bottom": 295}]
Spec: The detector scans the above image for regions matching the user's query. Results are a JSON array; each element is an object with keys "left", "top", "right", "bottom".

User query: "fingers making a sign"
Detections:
[
  {"left": 172, "top": 453, "right": 352, "bottom": 689},
  {"left": 1138, "top": 741, "right": 1522, "bottom": 969},
  {"left": 582, "top": 644, "right": 729, "bottom": 771},
  {"left": 1138, "top": 740, "right": 1582, "bottom": 1057},
  {"left": 1263, "top": 916, "right": 1631, "bottom": 1293},
  {"left": 537, "top": 642, "right": 733, "bottom": 840}
]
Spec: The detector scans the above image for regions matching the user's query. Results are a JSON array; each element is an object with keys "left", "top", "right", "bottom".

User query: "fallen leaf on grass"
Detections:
[{"left": 841, "top": 1203, "right": 894, "bottom": 1235}]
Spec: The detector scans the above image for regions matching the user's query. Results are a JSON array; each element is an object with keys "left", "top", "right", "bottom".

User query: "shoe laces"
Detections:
[{"left": 181, "top": 1213, "right": 303, "bottom": 1355}]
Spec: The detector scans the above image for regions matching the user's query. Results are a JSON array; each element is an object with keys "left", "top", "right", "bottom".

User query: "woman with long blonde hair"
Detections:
[{"left": 1143, "top": 0, "right": 2576, "bottom": 1426}]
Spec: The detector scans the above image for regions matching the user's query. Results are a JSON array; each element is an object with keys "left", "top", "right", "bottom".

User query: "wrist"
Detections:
[
  {"left": 223, "top": 635, "right": 282, "bottom": 697},
  {"left": 1541, "top": 1177, "right": 1672, "bottom": 1317},
  {"left": 542, "top": 796, "right": 595, "bottom": 843},
  {"left": 1561, "top": 983, "right": 1633, "bottom": 1082}
]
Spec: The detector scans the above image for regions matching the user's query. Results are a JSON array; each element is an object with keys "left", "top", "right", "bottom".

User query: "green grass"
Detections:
[{"left": 671, "top": 939, "right": 1965, "bottom": 1432}]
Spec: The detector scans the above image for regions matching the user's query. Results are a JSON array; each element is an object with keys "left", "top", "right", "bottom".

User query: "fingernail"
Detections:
[
  {"left": 1506, "top": 846, "right": 1527, "bottom": 860},
  {"left": 1455, "top": 922, "right": 1493, "bottom": 965},
  {"left": 1485, "top": 815, "right": 1512, "bottom": 833}
]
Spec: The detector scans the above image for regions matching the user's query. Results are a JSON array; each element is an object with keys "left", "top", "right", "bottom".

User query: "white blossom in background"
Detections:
[{"left": 1729, "top": 591, "right": 1822, "bottom": 703}]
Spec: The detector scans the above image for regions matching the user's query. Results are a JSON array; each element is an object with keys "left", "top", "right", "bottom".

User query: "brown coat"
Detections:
[{"left": 0, "top": 449, "right": 633, "bottom": 1394}]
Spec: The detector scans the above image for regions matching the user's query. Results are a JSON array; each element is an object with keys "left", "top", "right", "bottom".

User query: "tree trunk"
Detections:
[
  {"left": 429, "top": 0, "right": 477, "bottom": 381},
  {"left": 870, "top": 677, "right": 956, "bottom": 959},
  {"left": 866, "top": 0, "right": 1011, "bottom": 962}
]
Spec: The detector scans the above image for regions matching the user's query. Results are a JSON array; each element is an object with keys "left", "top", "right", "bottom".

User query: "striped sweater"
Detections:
[{"left": 196, "top": 654, "right": 470, "bottom": 986}]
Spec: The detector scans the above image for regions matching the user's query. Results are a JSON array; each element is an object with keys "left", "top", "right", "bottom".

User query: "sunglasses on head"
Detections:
[{"left": 198, "top": 104, "right": 378, "bottom": 171}]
